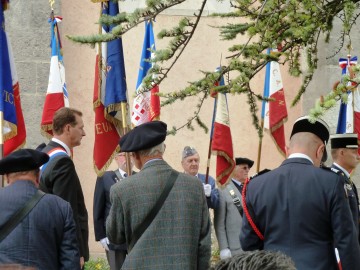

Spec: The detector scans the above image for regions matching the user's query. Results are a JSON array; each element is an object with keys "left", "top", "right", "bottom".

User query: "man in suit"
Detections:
[
  {"left": 181, "top": 146, "right": 219, "bottom": 209},
  {"left": 106, "top": 121, "right": 211, "bottom": 269},
  {"left": 93, "top": 152, "right": 134, "bottom": 269},
  {"left": 330, "top": 133, "right": 360, "bottom": 239},
  {"left": 39, "top": 107, "right": 89, "bottom": 268},
  {"left": 214, "top": 157, "right": 254, "bottom": 260},
  {"left": 240, "top": 116, "right": 360, "bottom": 270},
  {"left": 0, "top": 149, "right": 80, "bottom": 269}
]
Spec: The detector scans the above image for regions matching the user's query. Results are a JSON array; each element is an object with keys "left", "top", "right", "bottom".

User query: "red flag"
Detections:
[{"left": 211, "top": 92, "right": 235, "bottom": 187}]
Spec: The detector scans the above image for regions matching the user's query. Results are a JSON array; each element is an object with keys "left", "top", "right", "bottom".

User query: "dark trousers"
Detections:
[{"left": 106, "top": 249, "right": 126, "bottom": 270}]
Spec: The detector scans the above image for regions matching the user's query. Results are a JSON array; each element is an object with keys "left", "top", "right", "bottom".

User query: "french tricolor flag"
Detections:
[
  {"left": 41, "top": 15, "right": 69, "bottom": 138},
  {"left": 336, "top": 56, "right": 360, "bottom": 154},
  {"left": 262, "top": 49, "right": 288, "bottom": 156},
  {"left": 211, "top": 68, "right": 235, "bottom": 187}
]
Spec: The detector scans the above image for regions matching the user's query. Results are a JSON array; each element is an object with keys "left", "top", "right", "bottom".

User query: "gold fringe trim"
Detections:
[
  {"left": 212, "top": 150, "right": 235, "bottom": 188},
  {"left": 40, "top": 124, "right": 53, "bottom": 140},
  {"left": 91, "top": 0, "right": 108, "bottom": 3},
  {"left": 3, "top": 122, "right": 17, "bottom": 141},
  {"left": 93, "top": 145, "right": 120, "bottom": 177}
]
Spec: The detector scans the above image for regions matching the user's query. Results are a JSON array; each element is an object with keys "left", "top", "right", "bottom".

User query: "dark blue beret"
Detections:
[
  {"left": 0, "top": 149, "right": 49, "bottom": 175},
  {"left": 119, "top": 121, "right": 167, "bottom": 152},
  {"left": 290, "top": 116, "right": 330, "bottom": 162},
  {"left": 235, "top": 157, "right": 254, "bottom": 168}
]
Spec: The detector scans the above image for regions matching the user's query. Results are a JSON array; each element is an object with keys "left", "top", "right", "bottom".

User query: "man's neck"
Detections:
[{"left": 52, "top": 137, "right": 71, "bottom": 156}]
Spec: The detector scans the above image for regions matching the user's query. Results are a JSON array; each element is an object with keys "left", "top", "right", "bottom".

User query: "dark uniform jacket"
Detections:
[
  {"left": 0, "top": 181, "right": 80, "bottom": 269},
  {"left": 93, "top": 170, "right": 132, "bottom": 250},
  {"left": 39, "top": 140, "right": 89, "bottom": 261},
  {"left": 106, "top": 159, "right": 211, "bottom": 270},
  {"left": 332, "top": 164, "right": 360, "bottom": 239},
  {"left": 240, "top": 157, "right": 360, "bottom": 270}
]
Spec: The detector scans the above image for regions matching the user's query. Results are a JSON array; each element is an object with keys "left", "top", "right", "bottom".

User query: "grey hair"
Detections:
[
  {"left": 213, "top": 250, "right": 296, "bottom": 270},
  {"left": 138, "top": 142, "right": 165, "bottom": 157}
]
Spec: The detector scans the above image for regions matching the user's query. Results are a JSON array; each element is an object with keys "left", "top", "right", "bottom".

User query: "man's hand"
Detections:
[
  {"left": 220, "top": 248, "right": 232, "bottom": 260},
  {"left": 100, "top": 237, "right": 110, "bottom": 251},
  {"left": 80, "top": 257, "right": 85, "bottom": 269},
  {"left": 203, "top": 184, "right": 212, "bottom": 197}
]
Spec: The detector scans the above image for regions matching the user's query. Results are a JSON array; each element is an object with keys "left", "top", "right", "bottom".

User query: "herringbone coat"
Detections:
[{"left": 106, "top": 159, "right": 211, "bottom": 270}]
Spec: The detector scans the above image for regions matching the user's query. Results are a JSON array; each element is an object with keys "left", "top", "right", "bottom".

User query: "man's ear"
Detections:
[{"left": 317, "top": 144, "right": 325, "bottom": 161}]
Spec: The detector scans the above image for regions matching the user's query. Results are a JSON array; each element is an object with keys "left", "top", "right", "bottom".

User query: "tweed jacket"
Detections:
[
  {"left": 331, "top": 164, "right": 360, "bottom": 239},
  {"left": 0, "top": 181, "right": 80, "bottom": 269},
  {"left": 240, "top": 158, "right": 360, "bottom": 270},
  {"left": 39, "top": 140, "right": 89, "bottom": 261},
  {"left": 106, "top": 159, "right": 211, "bottom": 270},
  {"left": 197, "top": 173, "right": 219, "bottom": 209},
  {"left": 214, "top": 180, "right": 243, "bottom": 253}
]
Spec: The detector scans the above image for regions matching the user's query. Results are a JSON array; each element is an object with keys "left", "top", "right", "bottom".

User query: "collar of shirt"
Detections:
[
  {"left": 288, "top": 153, "right": 313, "bottom": 164},
  {"left": 51, "top": 138, "right": 71, "bottom": 156},
  {"left": 333, "top": 162, "right": 350, "bottom": 178},
  {"left": 231, "top": 178, "right": 243, "bottom": 187},
  {"left": 118, "top": 168, "right": 127, "bottom": 178}
]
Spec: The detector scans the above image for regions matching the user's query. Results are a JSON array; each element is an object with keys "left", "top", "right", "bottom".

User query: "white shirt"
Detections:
[
  {"left": 51, "top": 138, "right": 71, "bottom": 156},
  {"left": 333, "top": 162, "right": 350, "bottom": 178},
  {"left": 288, "top": 153, "right": 313, "bottom": 164}
]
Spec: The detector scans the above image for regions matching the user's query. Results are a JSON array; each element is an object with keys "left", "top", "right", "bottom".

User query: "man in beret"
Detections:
[
  {"left": 39, "top": 107, "right": 89, "bottom": 268},
  {"left": 106, "top": 121, "right": 211, "bottom": 269},
  {"left": 0, "top": 149, "right": 80, "bottom": 269},
  {"left": 240, "top": 116, "right": 360, "bottom": 270},
  {"left": 181, "top": 146, "right": 219, "bottom": 209},
  {"left": 330, "top": 133, "right": 360, "bottom": 239},
  {"left": 93, "top": 152, "right": 135, "bottom": 269},
  {"left": 214, "top": 157, "right": 254, "bottom": 260}
]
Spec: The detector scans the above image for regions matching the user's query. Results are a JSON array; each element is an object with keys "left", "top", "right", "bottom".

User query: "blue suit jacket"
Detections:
[
  {"left": 240, "top": 158, "right": 360, "bottom": 270},
  {"left": 198, "top": 173, "right": 219, "bottom": 209},
  {"left": 0, "top": 181, "right": 80, "bottom": 270}
]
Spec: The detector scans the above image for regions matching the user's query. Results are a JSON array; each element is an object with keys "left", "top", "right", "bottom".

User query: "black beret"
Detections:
[
  {"left": 290, "top": 116, "right": 330, "bottom": 162},
  {"left": 235, "top": 157, "right": 254, "bottom": 168},
  {"left": 120, "top": 121, "right": 167, "bottom": 152},
  {"left": 0, "top": 149, "right": 49, "bottom": 175},
  {"left": 330, "top": 133, "right": 359, "bottom": 149}
]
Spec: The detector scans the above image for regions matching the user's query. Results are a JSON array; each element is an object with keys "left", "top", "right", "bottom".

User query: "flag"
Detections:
[
  {"left": 336, "top": 56, "right": 360, "bottom": 152},
  {"left": 0, "top": 2, "right": 26, "bottom": 156},
  {"left": 93, "top": 1, "right": 128, "bottom": 175},
  {"left": 262, "top": 49, "right": 288, "bottom": 156},
  {"left": 40, "top": 15, "right": 68, "bottom": 138},
  {"left": 131, "top": 20, "right": 160, "bottom": 126},
  {"left": 211, "top": 68, "right": 235, "bottom": 187}
]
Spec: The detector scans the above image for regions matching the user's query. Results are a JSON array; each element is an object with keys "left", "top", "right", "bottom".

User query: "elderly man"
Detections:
[
  {"left": 240, "top": 116, "right": 360, "bottom": 270},
  {"left": 106, "top": 121, "right": 211, "bottom": 269},
  {"left": 330, "top": 133, "right": 360, "bottom": 239},
  {"left": 0, "top": 149, "right": 80, "bottom": 269},
  {"left": 181, "top": 146, "right": 219, "bottom": 209},
  {"left": 39, "top": 107, "right": 89, "bottom": 268},
  {"left": 93, "top": 152, "right": 135, "bottom": 269},
  {"left": 215, "top": 157, "right": 254, "bottom": 260}
]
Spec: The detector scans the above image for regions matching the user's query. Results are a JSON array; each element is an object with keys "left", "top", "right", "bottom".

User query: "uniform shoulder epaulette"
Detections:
[
  {"left": 321, "top": 166, "right": 342, "bottom": 175},
  {"left": 250, "top": 168, "right": 271, "bottom": 179}
]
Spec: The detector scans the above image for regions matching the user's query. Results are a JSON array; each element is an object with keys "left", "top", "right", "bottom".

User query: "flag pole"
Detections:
[
  {"left": 256, "top": 119, "right": 264, "bottom": 173},
  {"left": 121, "top": 103, "right": 132, "bottom": 176},
  {"left": 205, "top": 97, "right": 217, "bottom": 185}
]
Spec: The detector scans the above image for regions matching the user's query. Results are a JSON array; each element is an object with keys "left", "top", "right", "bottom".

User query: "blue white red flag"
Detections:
[
  {"left": 336, "top": 56, "right": 360, "bottom": 137},
  {"left": 261, "top": 49, "right": 288, "bottom": 156},
  {"left": 1, "top": 2, "right": 26, "bottom": 156},
  {"left": 131, "top": 20, "right": 160, "bottom": 126},
  {"left": 41, "top": 15, "right": 68, "bottom": 138},
  {"left": 211, "top": 67, "right": 235, "bottom": 187},
  {"left": 93, "top": 1, "right": 128, "bottom": 175}
]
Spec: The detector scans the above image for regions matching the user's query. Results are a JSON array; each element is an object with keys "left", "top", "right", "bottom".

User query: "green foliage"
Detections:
[
  {"left": 84, "top": 257, "right": 110, "bottom": 270},
  {"left": 69, "top": 0, "right": 360, "bottom": 134}
]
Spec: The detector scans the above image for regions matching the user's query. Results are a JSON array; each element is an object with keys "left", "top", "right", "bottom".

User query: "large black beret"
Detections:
[
  {"left": 330, "top": 133, "right": 359, "bottom": 149},
  {"left": 0, "top": 149, "right": 49, "bottom": 175},
  {"left": 120, "top": 121, "right": 167, "bottom": 152},
  {"left": 235, "top": 157, "right": 254, "bottom": 168}
]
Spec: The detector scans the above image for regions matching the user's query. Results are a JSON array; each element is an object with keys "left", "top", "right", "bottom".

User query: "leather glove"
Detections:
[
  {"left": 220, "top": 248, "right": 232, "bottom": 260},
  {"left": 100, "top": 237, "right": 109, "bottom": 251},
  {"left": 203, "top": 184, "right": 212, "bottom": 197}
]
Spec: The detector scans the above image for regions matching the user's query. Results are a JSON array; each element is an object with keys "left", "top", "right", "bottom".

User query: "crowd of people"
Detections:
[{"left": 1, "top": 107, "right": 360, "bottom": 270}]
